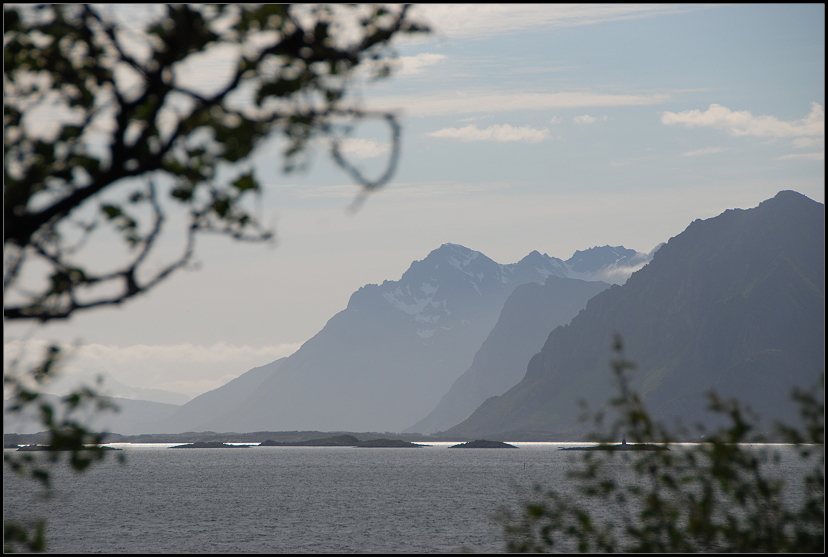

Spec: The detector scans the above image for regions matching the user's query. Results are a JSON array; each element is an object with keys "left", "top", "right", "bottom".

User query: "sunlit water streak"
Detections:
[{"left": 3, "top": 443, "right": 816, "bottom": 553}]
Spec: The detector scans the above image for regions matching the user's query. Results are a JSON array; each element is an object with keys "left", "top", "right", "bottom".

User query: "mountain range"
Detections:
[
  {"left": 7, "top": 191, "right": 819, "bottom": 440},
  {"left": 446, "top": 190, "right": 824, "bottom": 439},
  {"left": 147, "top": 244, "right": 650, "bottom": 434}
]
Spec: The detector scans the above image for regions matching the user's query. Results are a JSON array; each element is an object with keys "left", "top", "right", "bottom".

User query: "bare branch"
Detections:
[{"left": 4, "top": 4, "right": 429, "bottom": 321}]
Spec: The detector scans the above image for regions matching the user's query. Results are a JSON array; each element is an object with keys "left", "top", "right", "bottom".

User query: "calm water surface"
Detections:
[{"left": 3, "top": 443, "right": 816, "bottom": 553}]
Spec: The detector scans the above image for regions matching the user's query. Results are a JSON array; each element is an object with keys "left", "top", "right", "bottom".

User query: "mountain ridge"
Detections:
[{"left": 445, "top": 190, "right": 824, "bottom": 439}]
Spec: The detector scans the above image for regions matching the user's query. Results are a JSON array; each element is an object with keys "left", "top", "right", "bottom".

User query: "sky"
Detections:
[{"left": 4, "top": 4, "right": 825, "bottom": 401}]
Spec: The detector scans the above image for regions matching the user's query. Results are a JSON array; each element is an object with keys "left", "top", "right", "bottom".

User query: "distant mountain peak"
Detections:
[
  {"left": 434, "top": 242, "right": 477, "bottom": 257},
  {"left": 771, "top": 189, "right": 810, "bottom": 201},
  {"left": 440, "top": 242, "right": 471, "bottom": 250},
  {"left": 517, "top": 250, "right": 550, "bottom": 264},
  {"left": 414, "top": 243, "right": 486, "bottom": 269},
  {"left": 566, "top": 245, "right": 640, "bottom": 273}
]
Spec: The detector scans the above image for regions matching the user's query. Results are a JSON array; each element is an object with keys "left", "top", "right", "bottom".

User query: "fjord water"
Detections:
[{"left": 3, "top": 443, "right": 815, "bottom": 553}]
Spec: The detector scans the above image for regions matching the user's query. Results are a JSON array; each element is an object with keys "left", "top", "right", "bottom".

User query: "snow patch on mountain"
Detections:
[
  {"left": 383, "top": 284, "right": 440, "bottom": 315},
  {"left": 378, "top": 243, "right": 655, "bottom": 342},
  {"left": 446, "top": 249, "right": 480, "bottom": 274}
]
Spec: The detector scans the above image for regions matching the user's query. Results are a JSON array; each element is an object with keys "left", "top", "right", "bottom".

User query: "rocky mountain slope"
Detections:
[
  {"left": 405, "top": 276, "right": 611, "bottom": 434},
  {"left": 152, "top": 358, "right": 287, "bottom": 433},
  {"left": 446, "top": 191, "right": 824, "bottom": 439}
]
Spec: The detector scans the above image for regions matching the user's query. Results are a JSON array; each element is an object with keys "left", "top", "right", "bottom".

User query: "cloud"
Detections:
[
  {"left": 264, "top": 180, "right": 515, "bottom": 201},
  {"left": 459, "top": 114, "right": 494, "bottom": 123},
  {"left": 411, "top": 4, "right": 706, "bottom": 39},
  {"left": 590, "top": 260, "right": 651, "bottom": 284},
  {"left": 792, "top": 137, "right": 824, "bottom": 149},
  {"left": 680, "top": 146, "right": 730, "bottom": 157},
  {"left": 775, "top": 152, "right": 824, "bottom": 161},
  {"left": 396, "top": 53, "right": 447, "bottom": 76},
  {"left": 337, "top": 137, "right": 390, "bottom": 159},
  {"left": 574, "top": 114, "right": 607, "bottom": 125},
  {"left": 428, "top": 123, "right": 550, "bottom": 143},
  {"left": 4, "top": 339, "right": 302, "bottom": 398},
  {"left": 661, "top": 103, "right": 824, "bottom": 138},
  {"left": 283, "top": 184, "right": 363, "bottom": 199},
  {"left": 379, "top": 181, "right": 514, "bottom": 199},
  {"left": 372, "top": 90, "right": 671, "bottom": 117}
]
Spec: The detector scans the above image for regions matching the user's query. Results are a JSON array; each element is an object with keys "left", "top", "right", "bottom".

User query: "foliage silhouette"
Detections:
[
  {"left": 498, "top": 335, "right": 824, "bottom": 552},
  {"left": 3, "top": 4, "right": 427, "bottom": 551},
  {"left": 4, "top": 3, "right": 426, "bottom": 322}
]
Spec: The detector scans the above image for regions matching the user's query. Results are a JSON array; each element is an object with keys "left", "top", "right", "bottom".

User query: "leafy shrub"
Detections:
[{"left": 499, "top": 335, "right": 824, "bottom": 552}]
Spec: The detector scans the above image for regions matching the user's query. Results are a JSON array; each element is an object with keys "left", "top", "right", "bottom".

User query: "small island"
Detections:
[
  {"left": 559, "top": 437, "right": 669, "bottom": 451},
  {"left": 170, "top": 442, "right": 252, "bottom": 449},
  {"left": 355, "top": 439, "right": 426, "bottom": 448},
  {"left": 259, "top": 435, "right": 361, "bottom": 447},
  {"left": 260, "top": 435, "right": 427, "bottom": 448},
  {"left": 449, "top": 440, "right": 518, "bottom": 449}
]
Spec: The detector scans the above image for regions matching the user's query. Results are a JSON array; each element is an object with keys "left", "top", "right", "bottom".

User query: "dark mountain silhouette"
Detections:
[
  {"left": 446, "top": 191, "right": 824, "bottom": 439},
  {"left": 405, "top": 276, "right": 611, "bottom": 434}
]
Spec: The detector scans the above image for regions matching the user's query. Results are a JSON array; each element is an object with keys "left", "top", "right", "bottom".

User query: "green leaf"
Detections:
[
  {"left": 232, "top": 172, "right": 258, "bottom": 192},
  {"left": 211, "top": 197, "right": 230, "bottom": 218},
  {"left": 101, "top": 204, "right": 122, "bottom": 219}
]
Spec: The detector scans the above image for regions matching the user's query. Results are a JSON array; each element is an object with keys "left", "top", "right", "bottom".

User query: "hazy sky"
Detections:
[{"left": 5, "top": 4, "right": 825, "bottom": 400}]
